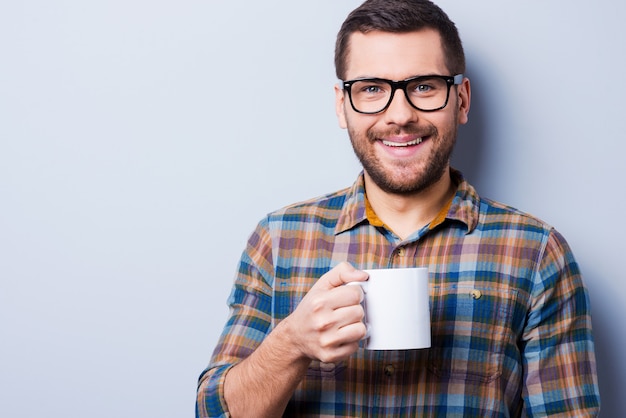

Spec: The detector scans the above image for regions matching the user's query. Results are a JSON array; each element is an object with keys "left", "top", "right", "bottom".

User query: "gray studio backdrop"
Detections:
[{"left": 1, "top": 1, "right": 623, "bottom": 416}]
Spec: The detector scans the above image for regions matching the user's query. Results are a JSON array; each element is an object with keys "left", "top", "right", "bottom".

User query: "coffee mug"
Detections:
[{"left": 349, "top": 267, "right": 431, "bottom": 350}]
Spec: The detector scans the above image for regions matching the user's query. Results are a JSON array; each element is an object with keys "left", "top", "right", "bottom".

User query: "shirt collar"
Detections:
[{"left": 334, "top": 169, "right": 480, "bottom": 235}]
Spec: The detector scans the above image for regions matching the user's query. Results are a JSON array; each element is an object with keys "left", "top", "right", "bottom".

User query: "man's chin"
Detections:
[{"left": 365, "top": 166, "right": 447, "bottom": 196}]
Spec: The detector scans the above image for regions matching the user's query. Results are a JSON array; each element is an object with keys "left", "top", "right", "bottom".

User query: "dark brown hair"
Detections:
[{"left": 335, "top": 0, "right": 465, "bottom": 79}]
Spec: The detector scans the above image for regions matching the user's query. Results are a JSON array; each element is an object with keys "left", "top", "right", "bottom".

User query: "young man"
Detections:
[{"left": 197, "top": 0, "right": 600, "bottom": 416}]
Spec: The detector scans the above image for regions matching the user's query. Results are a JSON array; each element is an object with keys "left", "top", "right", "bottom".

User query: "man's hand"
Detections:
[
  {"left": 221, "top": 262, "right": 369, "bottom": 417},
  {"left": 284, "top": 262, "right": 369, "bottom": 363}
]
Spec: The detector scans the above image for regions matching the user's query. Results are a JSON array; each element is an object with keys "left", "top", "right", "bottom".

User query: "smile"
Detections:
[{"left": 381, "top": 138, "right": 423, "bottom": 147}]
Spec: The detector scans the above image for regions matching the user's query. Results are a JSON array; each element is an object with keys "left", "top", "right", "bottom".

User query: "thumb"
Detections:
[{"left": 316, "top": 262, "right": 368, "bottom": 290}]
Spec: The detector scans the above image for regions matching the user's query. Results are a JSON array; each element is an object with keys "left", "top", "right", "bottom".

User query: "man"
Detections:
[{"left": 197, "top": 0, "right": 601, "bottom": 416}]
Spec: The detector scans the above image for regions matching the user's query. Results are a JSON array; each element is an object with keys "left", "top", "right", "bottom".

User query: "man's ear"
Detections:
[
  {"left": 335, "top": 84, "right": 348, "bottom": 129},
  {"left": 457, "top": 77, "right": 471, "bottom": 125}
]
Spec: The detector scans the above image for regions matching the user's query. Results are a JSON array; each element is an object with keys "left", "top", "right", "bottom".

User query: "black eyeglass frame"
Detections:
[{"left": 340, "top": 73, "right": 464, "bottom": 114}]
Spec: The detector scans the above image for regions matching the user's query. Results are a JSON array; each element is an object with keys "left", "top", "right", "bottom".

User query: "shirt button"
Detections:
[
  {"left": 396, "top": 248, "right": 405, "bottom": 257},
  {"left": 471, "top": 289, "right": 482, "bottom": 300},
  {"left": 384, "top": 364, "right": 395, "bottom": 376}
]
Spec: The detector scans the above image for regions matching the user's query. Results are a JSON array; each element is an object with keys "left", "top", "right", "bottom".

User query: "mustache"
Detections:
[{"left": 366, "top": 125, "right": 438, "bottom": 141}]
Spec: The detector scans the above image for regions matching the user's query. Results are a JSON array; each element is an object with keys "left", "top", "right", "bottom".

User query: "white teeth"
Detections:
[{"left": 382, "top": 138, "right": 423, "bottom": 147}]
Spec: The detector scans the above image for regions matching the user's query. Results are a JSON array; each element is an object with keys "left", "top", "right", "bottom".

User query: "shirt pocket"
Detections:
[{"left": 428, "top": 283, "right": 518, "bottom": 382}]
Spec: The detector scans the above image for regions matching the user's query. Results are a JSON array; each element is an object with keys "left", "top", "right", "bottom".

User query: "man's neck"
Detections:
[{"left": 363, "top": 168, "right": 455, "bottom": 240}]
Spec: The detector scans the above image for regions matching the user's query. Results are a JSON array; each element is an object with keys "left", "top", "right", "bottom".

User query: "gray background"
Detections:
[{"left": 1, "top": 0, "right": 623, "bottom": 416}]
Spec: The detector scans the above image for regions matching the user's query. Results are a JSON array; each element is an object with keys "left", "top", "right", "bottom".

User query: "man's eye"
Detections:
[{"left": 362, "top": 85, "right": 383, "bottom": 94}]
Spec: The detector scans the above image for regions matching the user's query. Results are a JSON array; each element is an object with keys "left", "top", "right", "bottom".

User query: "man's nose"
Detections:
[{"left": 382, "top": 88, "right": 418, "bottom": 125}]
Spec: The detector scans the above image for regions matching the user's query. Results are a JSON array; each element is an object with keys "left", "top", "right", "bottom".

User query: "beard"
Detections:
[{"left": 348, "top": 121, "right": 458, "bottom": 195}]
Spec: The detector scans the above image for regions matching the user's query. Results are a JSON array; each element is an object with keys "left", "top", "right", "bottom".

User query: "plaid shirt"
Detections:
[{"left": 197, "top": 170, "right": 600, "bottom": 417}]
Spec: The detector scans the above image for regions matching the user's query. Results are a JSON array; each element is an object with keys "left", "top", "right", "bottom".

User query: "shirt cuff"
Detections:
[{"left": 201, "top": 363, "right": 234, "bottom": 417}]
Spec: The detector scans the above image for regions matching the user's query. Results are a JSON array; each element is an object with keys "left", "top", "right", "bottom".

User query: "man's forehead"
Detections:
[{"left": 344, "top": 29, "right": 448, "bottom": 79}]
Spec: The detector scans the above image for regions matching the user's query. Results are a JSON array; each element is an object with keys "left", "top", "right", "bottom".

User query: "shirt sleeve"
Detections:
[
  {"left": 521, "top": 228, "right": 600, "bottom": 416},
  {"left": 196, "top": 218, "right": 276, "bottom": 418}
]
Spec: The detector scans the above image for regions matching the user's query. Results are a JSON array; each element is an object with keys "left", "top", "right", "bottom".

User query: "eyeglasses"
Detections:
[{"left": 340, "top": 74, "right": 464, "bottom": 114}]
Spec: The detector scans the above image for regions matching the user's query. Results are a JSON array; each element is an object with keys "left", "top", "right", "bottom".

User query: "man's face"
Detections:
[{"left": 335, "top": 29, "right": 470, "bottom": 195}]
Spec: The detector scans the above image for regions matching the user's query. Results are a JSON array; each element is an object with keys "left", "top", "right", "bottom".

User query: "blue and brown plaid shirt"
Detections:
[{"left": 197, "top": 170, "right": 600, "bottom": 417}]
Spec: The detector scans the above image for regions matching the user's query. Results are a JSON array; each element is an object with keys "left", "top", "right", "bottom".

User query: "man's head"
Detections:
[
  {"left": 335, "top": 0, "right": 465, "bottom": 81},
  {"left": 334, "top": 0, "right": 470, "bottom": 196}
]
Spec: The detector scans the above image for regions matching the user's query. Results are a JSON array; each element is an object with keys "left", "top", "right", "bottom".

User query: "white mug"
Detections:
[{"left": 349, "top": 267, "right": 431, "bottom": 350}]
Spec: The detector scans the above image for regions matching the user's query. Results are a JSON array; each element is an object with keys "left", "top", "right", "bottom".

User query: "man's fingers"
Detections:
[
  {"left": 290, "top": 264, "right": 369, "bottom": 362},
  {"left": 305, "top": 283, "right": 364, "bottom": 318},
  {"left": 318, "top": 262, "right": 369, "bottom": 289},
  {"left": 313, "top": 308, "right": 366, "bottom": 363},
  {"left": 333, "top": 303, "right": 365, "bottom": 330}
]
